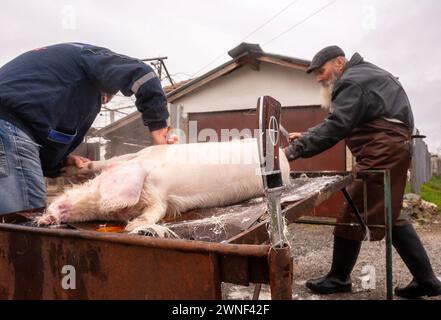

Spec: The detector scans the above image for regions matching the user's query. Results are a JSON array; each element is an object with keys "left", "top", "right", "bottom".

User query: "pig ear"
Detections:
[{"left": 97, "top": 162, "right": 147, "bottom": 211}]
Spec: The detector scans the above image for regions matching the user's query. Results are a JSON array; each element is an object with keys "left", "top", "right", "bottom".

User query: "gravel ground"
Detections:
[{"left": 223, "top": 215, "right": 441, "bottom": 300}]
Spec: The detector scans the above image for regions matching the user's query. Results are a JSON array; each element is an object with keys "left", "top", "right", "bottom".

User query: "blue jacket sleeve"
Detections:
[
  {"left": 80, "top": 46, "right": 169, "bottom": 131},
  {"left": 285, "top": 81, "right": 367, "bottom": 160}
]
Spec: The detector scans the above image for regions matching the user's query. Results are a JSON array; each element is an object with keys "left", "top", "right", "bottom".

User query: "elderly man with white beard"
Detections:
[{"left": 284, "top": 46, "right": 441, "bottom": 299}]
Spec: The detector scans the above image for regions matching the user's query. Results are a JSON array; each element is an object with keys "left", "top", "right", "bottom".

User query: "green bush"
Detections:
[{"left": 420, "top": 176, "right": 441, "bottom": 211}]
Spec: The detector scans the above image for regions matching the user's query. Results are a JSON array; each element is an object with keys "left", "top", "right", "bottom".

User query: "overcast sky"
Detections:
[{"left": 1, "top": 0, "right": 440, "bottom": 153}]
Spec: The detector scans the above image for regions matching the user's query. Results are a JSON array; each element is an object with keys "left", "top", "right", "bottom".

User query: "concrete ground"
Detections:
[{"left": 222, "top": 215, "right": 441, "bottom": 300}]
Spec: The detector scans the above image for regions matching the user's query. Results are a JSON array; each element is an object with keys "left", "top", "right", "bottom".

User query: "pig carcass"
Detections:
[{"left": 36, "top": 139, "right": 291, "bottom": 237}]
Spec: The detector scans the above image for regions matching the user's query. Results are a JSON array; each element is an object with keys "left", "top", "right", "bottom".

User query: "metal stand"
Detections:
[{"left": 293, "top": 169, "right": 394, "bottom": 300}]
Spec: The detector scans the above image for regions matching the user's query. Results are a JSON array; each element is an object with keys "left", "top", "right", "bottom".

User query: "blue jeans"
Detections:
[{"left": 0, "top": 118, "right": 46, "bottom": 214}]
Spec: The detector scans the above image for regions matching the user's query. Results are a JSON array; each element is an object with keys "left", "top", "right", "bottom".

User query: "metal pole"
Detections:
[
  {"left": 342, "top": 188, "right": 368, "bottom": 233},
  {"left": 269, "top": 245, "right": 293, "bottom": 300},
  {"left": 267, "top": 188, "right": 285, "bottom": 247},
  {"left": 363, "top": 178, "right": 368, "bottom": 225},
  {"left": 384, "top": 169, "right": 393, "bottom": 300},
  {"left": 161, "top": 60, "right": 176, "bottom": 88}
]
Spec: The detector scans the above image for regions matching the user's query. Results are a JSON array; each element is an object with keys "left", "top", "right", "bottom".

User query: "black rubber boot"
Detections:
[
  {"left": 306, "top": 236, "right": 362, "bottom": 294},
  {"left": 393, "top": 224, "right": 441, "bottom": 299}
]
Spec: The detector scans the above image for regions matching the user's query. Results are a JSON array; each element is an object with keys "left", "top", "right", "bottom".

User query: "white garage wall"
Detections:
[{"left": 173, "top": 62, "right": 322, "bottom": 115}]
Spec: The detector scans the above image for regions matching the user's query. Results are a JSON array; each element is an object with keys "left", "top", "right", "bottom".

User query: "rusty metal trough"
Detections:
[{"left": 0, "top": 171, "right": 352, "bottom": 300}]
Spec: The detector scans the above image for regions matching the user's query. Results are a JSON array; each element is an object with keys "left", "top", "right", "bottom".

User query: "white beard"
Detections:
[
  {"left": 320, "top": 85, "right": 333, "bottom": 110},
  {"left": 320, "top": 74, "right": 337, "bottom": 111}
]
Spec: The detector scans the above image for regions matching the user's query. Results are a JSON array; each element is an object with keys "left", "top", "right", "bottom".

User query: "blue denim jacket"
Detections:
[{"left": 0, "top": 43, "right": 169, "bottom": 176}]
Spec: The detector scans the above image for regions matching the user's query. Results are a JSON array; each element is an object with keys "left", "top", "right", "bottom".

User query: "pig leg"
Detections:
[
  {"left": 125, "top": 190, "right": 178, "bottom": 238},
  {"left": 35, "top": 211, "right": 62, "bottom": 226},
  {"left": 35, "top": 187, "right": 93, "bottom": 226},
  {"left": 61, "top": 152, "right": 139, "bottom": 177},
  {"left": 125, "top": 207, "right": 179, "bottom": 238}
]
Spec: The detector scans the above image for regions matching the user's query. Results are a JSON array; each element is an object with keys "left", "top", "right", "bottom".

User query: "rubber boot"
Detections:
[
  {"left": 393, "top": 224, "right": 441, "bottom": 299},
  {"left": 305, "top": 236, "right": 362, "bottom": 294}
]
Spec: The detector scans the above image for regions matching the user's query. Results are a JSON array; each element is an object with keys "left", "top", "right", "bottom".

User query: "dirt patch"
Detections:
[{"left": 223, "top": 215, "right": 441, "bottom": 300}]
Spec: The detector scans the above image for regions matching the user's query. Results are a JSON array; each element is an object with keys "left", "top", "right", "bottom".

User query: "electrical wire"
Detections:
[
  {"left": 190, "top": 0, "right": 301, "bottom": 77},
  {"left": 264, "top": 0, "right": 338, "bottom": 46}
]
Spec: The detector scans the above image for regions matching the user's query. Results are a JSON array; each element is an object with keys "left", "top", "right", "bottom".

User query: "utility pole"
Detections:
[{"left": 141, "top": 57, "right": 175, "bottom": 89}]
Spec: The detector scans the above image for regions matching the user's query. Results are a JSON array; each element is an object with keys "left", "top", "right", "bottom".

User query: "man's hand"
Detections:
[
  {"left": 64, "top": 155, "right": 91, "bottom": 169},
  {"left": 151, "top": 127, "right": 179, "bottom": 145},
  {"left": 61, "top": 155, "right": 93, "bottom": 183},
  {"left": 283, "top": 142, "right": 302, "bottom": 162},
  {"left": 289, "top": 132, "right": 302, "bottom": 141}
]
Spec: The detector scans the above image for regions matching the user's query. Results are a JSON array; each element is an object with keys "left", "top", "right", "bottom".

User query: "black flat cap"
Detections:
[{"left": 306, "top": 45, "right": 345, "bottom": 74}]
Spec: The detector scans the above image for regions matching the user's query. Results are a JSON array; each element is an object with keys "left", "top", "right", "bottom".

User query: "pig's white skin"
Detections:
[{"left": 37, "top": 139, "right": 291, "bottom": 237}]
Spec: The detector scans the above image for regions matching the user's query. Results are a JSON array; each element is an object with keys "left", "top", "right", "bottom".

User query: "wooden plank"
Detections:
[{"left": 257, "top": 56, "right": 307, "bottom": 71}]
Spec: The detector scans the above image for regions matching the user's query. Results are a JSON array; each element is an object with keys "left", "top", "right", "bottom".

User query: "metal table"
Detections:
[{"left": 0, "top": 172, "right": 359, "bottom": 300}]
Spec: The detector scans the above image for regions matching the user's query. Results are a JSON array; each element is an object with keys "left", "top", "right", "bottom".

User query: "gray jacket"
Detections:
[{"left": 285, "top": 53, "right": 414, "bottom": 161}]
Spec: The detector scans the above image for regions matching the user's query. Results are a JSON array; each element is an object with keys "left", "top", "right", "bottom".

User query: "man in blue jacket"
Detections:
[{"left": 0, "top": 43, "right": 172, "bottom": 215}]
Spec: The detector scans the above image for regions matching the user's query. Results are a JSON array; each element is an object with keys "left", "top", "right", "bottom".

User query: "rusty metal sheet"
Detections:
[
  {"left": 0, "top": 224, "right": 272, "bottom": 299},
  {"left": 1, "top": 229, "right": 220, "bottom": 299}
]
